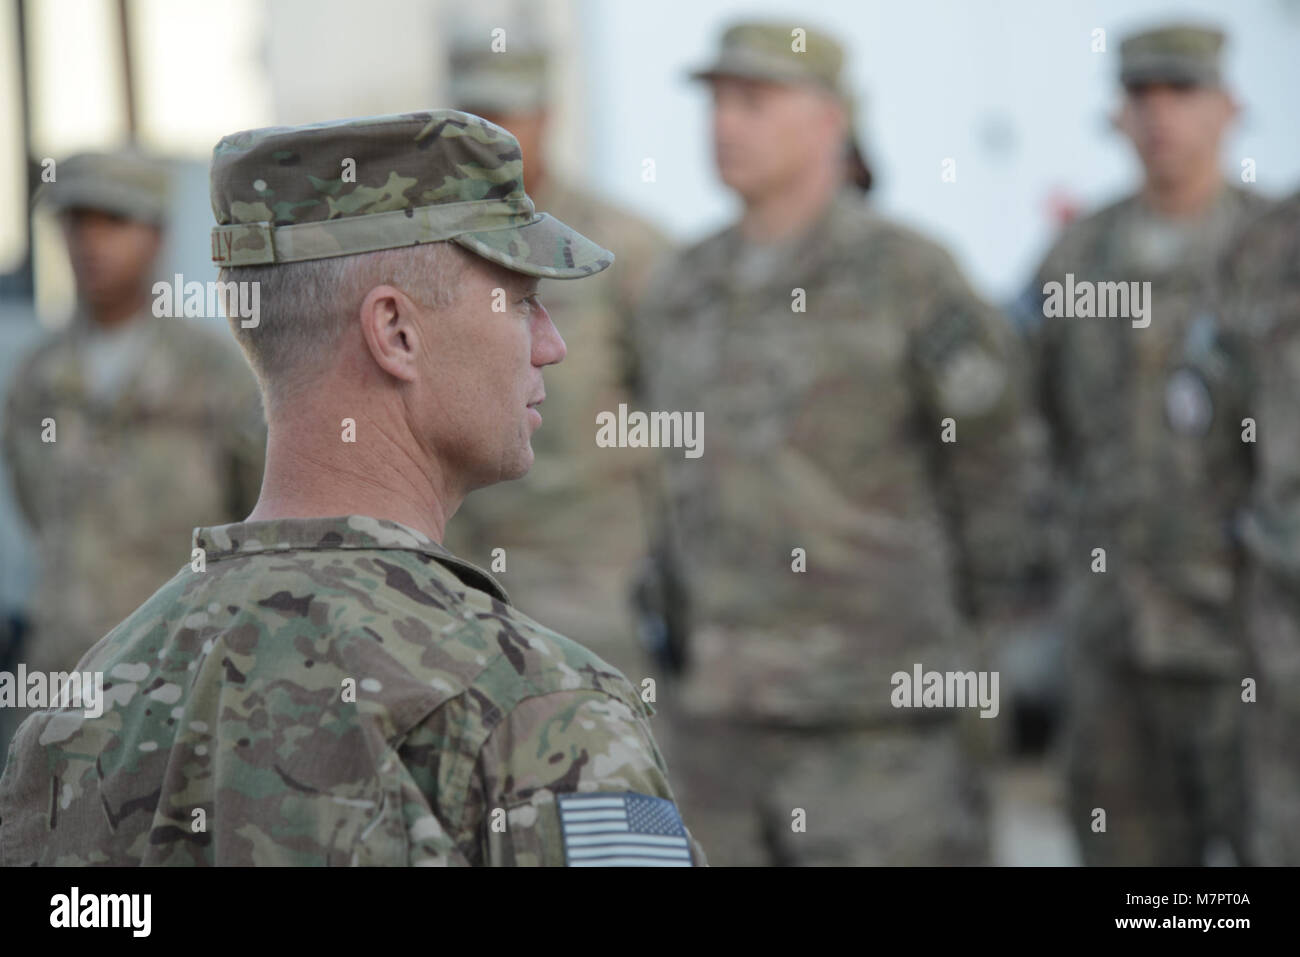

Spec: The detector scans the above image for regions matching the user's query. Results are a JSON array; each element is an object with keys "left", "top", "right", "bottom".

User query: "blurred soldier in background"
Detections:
[
  {"left": 1024, "top": 24, "right": 1268, "bottom": 865},
  {"left": 1219, "top": 191, "right": 1300, "bottom": 866},
  {"left": 634, "top": 21, "right": 1044, "bottom": 865},
  {"left": 0, "top": 150, "right": 265, "bottom": 765},
  {"left": 441, "top": 43, "right": 673, "bottom": 685}
]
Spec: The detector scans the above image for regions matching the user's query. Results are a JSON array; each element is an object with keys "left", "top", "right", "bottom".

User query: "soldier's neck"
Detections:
[
  {"left": 1140, "top": 164, "right": 1224, "bottom": 219},
  {"left": 247, "top": 408, "right": 456, "bottom": 544},
  {"left": 738, "top": 160, "right": 843, "bottom": 243}
]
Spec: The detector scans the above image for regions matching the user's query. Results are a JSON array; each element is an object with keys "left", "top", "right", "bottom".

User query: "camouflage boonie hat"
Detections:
[
  {"left": 450, "top": 48, "right": 549, "bottom": 114},
  {"left": 1120, "top": 24, "right": 1226, "bottom": 88},
  {"left": 209, "top": 110, "right": 612, "bottom": 279},
  {"left": 691, "top": 20, "right": 846, "bottom": 97},
  {"left": 36, "top": 150, "right": 171, "bottom": 224}
]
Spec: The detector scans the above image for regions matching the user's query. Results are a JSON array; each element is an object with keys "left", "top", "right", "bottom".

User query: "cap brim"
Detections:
[
  {"left": 35, "top": 180, "right": 166, "bottom": 223},
  {"left": 452, "top": 212, "right": 614, "bottom": 280},
  {"left": 688, "top": 51, "right": 835, "bottom": 92},
  {"left": 690, "top": 64, "right": 806, "bottom": 86},
  {"left": 1121, "top": 59, "right": 1218, "bottom": 87},
  {"left": 452, "top": 74, "right": 548, "bottom": 115}
]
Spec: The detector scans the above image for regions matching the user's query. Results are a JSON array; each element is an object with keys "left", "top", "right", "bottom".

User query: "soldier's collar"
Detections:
[
  {"left": 191, "top": 514, "right": 509, "bottom": 603},
  {"left": 68, "top": 307, "right": 154, "bottom": 337},
  {"left": 730, "top": 182, "right": 866, "bottom": 241},
  {"left": 722, "top": 184, "right": 869, "bottom": 281}
]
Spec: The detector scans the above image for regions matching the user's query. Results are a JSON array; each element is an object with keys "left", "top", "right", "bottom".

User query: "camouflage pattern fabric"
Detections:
[
  {"left": 639, "top": 186, "right": 1038, "bottom": 726},
  {"left": 210, "top": 110, "right": 613, "bottom": 279},
  {"left": 668, "top": 718, "right": 989, "bottom": 867},
  {"left": 442, "top": 179, "right": 672, "bottom": 684},
  {"left": 35, "top": 150, "right": 171, "bottom": 224},
  {"left": 1, "top": 314, "right": 265, "bottom": 683},
  {"left": 449, "top": 46, "right": 550, "bottom": 114},
  {"left": 1030, "top": 184, "right": 1267, "bottom": 674},
  {"left": 1220, "top": 191, "right": 1300, "bottom": 865},
  {"left": 635, "top": 186, "right": 1041, "bottom": 864},
  {"left": 690, "top": 21, "right": 848, "bottom": 95},
  {"left": 0, "top": 515, "right": 705, "bottom": 866},
  {"left": 1063, "top": 654, "right": 1248, "bottom": 865},
  {"left": 1119, "top": 23, "right": 1226, "bottom": 88},
  {"left": 1027, "top": 182, "right": 1269, "bottom": 865}
]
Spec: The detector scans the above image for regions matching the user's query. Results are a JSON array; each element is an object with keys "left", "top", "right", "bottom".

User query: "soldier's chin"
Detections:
[
  {"left": 502, "top": 445, "right": 535, "bottom": 483},
  {"left": 1141, "top": 146, "right": 1187, "bottom": 180},
  {"left": 717, "top": 165, "right": 771, "bottom": 201},
  {"left": 464, "top": 445, "right": 533, "bottom": 493},
  {"left": 78, "top": 280, "right": 124, "bottom": 309}
]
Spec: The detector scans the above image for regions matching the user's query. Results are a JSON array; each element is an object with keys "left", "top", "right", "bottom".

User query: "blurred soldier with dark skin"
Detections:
[
  {"left": 442, "top": 45, "right": 673, "bottom": 685},
  {"left": 1025, "top": 25, "right": 1269, "bottom": 865},
  {"left": 635, "top": 22, "right": 1044, "bottom": 865},
  {"left": 1219, "top": 191, "right": 1300, "bottom": 866},
  {"left": 0, "top": 151, "right": 265, "bottom": 766}
]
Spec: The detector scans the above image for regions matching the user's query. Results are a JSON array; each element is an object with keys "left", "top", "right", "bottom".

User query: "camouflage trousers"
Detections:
[
  {"left": 1063, "top": 662, "right": 1249, "bottom": 866},
  {"left": 654, "top": 709, "right": 990, "bottom": 866},
  {"left": 1243, "top": 570, "right": 1300, "bottom": 866}
]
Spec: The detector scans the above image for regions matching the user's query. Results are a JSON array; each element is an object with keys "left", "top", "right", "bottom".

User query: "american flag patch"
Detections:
[{"left": 558, "top": 792, "right": 694, "bottom": 867}]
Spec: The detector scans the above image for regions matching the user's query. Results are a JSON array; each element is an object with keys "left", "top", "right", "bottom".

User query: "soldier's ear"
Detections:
[
  {"left": 358, "top": 284, "right": 423, "bottom": 385},
  {"left": 813, "top": 90, "right": 849, "bottom": 146}
]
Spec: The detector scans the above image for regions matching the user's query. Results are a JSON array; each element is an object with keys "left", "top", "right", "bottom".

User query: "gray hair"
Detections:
[{"left": 219, "top": 241, "right": 469, "bottom": 407}]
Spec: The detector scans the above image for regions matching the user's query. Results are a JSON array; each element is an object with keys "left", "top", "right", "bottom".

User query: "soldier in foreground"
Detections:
[
  {"left": 1219, "top": 191, "right": 1300, "bottom": 866},
  {"left": 634, "top": 22, "right": 1041, "bottom": 865},
  {"left": 0, "top": 151, "right": 265, "bottom": 766},
  {"left": 443, "top": 43, "right": 672, "bottom": 684},
  {"left": 1024, "top": 24, "right": 1268, "bottom": 865},
  {"left": 0, "top": 111, "right": 704, "bottom": 867}
]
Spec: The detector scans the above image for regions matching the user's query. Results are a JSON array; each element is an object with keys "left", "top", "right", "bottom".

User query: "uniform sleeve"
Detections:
[
  {"left": 906, "top": 247, "right": 1055, "bottom": 628},
  {"left": 1025, "top": 238, "right": 1077, "bottom": 471},
  {"left": 2, "top": 361, "right": 44, "bottom": 530},
  {"left": 472, "top": 689, "right": 706, "bottom": 866},
  {"left": 624, "top": 255, "right": 696, "bottom": 675},
  {"left": 612, "top": 223, "right": 674, "bottom": 402},
  {"left": 1220, "top": 204, "right": 1300, "bottom": 583}
]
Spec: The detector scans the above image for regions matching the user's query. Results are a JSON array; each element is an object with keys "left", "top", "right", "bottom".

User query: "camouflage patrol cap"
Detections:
[
  {"left": 450, "top": 48, "right": 549, "bottom": 114},
  {"left": 209, "top": 110, "right": 612, "bottom": 279},
  {"left": 36, "top": 149, "right": 171, "bottom": 224},
  {"left": 691, "top": 21, "right": 846, "bottom": 97},
  {"left": 1120, "top": 24, "right": 1226, "bottom": 87}
]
